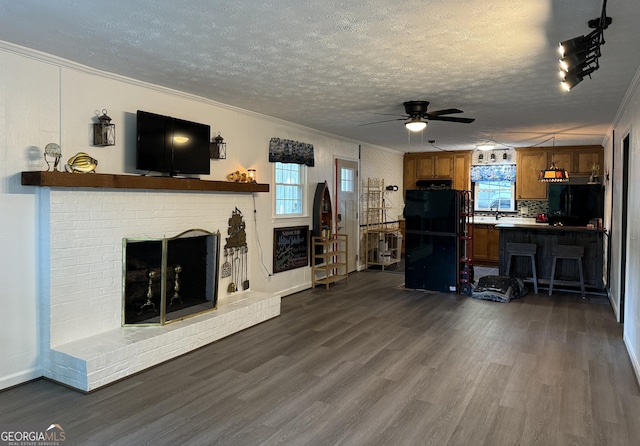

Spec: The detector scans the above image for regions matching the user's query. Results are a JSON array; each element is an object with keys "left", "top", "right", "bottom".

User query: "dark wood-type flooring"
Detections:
[{"left": 1, "top": 269, "right": 639, "bottom": 445}]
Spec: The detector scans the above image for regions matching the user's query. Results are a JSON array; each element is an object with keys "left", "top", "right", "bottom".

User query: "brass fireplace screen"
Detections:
[{"left": 122, "top": 229, "right": 221, "bottom": 326}]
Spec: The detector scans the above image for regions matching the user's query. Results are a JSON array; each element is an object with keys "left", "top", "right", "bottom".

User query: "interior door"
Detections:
[
  {"left": 620, "top": 134, "right": 630, "bottom": 323},
  {"left": 335, "top": 158, "right": 359, "bottom": 272}
]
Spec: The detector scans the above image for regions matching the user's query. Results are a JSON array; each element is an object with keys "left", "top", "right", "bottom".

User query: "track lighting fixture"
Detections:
[{"left": 557, "top": 0, "right": 611, "bottom": 92}]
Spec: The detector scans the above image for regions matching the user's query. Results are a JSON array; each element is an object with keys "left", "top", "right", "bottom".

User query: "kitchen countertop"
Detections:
[
  {"left": 494, "top": 222, "right": 607, "bottom": 232},
  {"left": 472, "top": 216, "right": 536, "bottom": 225}
]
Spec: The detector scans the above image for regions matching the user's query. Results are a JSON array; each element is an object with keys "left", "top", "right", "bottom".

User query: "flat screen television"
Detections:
[{"left": 136, "top": 110, "right": 211, "bottom": 176}]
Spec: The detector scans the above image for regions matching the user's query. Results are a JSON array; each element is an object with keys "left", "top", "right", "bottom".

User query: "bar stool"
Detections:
[
  {"left": 505, "top": 242, "right": 538, "bottom": 294},
  {"left": 549, "top": 245, "right": 585, "bottom": 298}
]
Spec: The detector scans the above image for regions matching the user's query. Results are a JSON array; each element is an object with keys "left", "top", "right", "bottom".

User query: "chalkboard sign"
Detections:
[{"left": 273, "top": 226, "right": 309, "bottom": 273}]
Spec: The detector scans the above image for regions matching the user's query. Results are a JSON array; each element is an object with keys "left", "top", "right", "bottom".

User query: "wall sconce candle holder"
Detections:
[
  {"left": 210, "top": 132, "right": 227, "bottom": 159},
  {"left": 93, "top": 109, "right": 115, "bottom": 146}
]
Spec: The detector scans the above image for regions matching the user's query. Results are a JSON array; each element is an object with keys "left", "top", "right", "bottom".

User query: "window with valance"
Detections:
[
  {"left": 470, "top": 164, "right": 516, "bottom": 182},
  {"left": 471, "top": 165, "right": 517, "bottom": 212},
  {"left": 268, "top": 138, "right": 314, "bottom": 167}
]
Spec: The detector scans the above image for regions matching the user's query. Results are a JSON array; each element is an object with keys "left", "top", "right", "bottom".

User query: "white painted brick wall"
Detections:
[
  {"left": 48, "top": 291, "right": 280, "bottom": 391},
  {"left": 45, "top": 188, "right": 254, "bottom": 347},
  {"left": 37, "top": 187, "right": 281, "bottom": 391}
]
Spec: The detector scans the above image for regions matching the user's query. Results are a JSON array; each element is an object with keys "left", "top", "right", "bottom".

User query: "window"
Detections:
[
  {"left": 274, "top": 162, "right": 305, "bottom": 216},
  {"left": 340, "top": 167, "right": 354, "bottom": 192},
  {"left": 470, "top": 164, "right": 516, "bottom": 212},
  {"left": 474, "top": 180, "right": 516, "bottom": 212}
]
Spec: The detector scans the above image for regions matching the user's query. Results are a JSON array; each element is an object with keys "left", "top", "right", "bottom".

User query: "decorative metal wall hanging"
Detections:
[{"left": 224, "top": 207, "right": 249, "bottom": 293}]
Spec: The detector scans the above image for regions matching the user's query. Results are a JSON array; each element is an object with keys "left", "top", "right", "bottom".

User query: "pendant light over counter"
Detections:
[{"left": 538, "top": 135, "right": 569, "bottom": 182}]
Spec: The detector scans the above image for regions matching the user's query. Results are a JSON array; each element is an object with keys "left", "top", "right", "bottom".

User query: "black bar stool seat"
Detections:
[
  {"left": 549, "top": 245, "right": 585, "bottom": 298},
  {"left": 506, "top": 242, "right": 538, "bottom": 294}
]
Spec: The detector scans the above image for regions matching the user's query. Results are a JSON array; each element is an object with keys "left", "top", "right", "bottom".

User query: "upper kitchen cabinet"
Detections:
[
  {"left": 515, "top": 145, "right": 603, "bottom": 199},
  {"left": 570, "top": 146, "right": 604, "bottom": 176},
  {"left": 404, "top": 151, "right": 471, "bottom": 192},
  {"left": 515, "top": 148, "right": 548, "bottom": 199},
  {"left": 546, "top": 145, "right": 604, "bottom": 176},
  {"left": 452, "top": 152, "right": 471, "bottom": 191}
]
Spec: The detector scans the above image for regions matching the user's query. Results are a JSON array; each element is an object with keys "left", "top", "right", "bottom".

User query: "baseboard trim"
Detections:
[
  {"left": 624, "top": 335, "right": 640, "bottom": 390},
  {"left": 0, "top": 366, "right": 43, "bottom": 392}
]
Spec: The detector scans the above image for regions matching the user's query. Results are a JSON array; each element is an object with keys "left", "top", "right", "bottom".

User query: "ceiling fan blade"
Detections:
[
  {"left": 427, "top": 108, "right": 464, "bottom": 117},
  {"left": 359, "top": 117, "right": 406, "bottom": 126},
  {"left": 373, "top": 112, "right": 408, "bottom": 117},
  {"left": 428, "top": 115, "right": 475, "bottom": 124}
]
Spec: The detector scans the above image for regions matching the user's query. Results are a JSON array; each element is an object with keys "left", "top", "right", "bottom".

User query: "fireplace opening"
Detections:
[{"left": 123, "top": 229, "right": 220, "bottom": 325}]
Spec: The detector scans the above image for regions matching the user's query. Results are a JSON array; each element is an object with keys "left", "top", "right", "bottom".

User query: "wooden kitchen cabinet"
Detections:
[
  {"left": 473, "top": 223, "right": 500, "bottom": 266},
  {"left": 548, "top": 146, "right": 603, "bottom": 176},
  {"left": 403, "top": 155, "right": 417, "bottom": 194},
  {"left": 549, "top": 151, "right": 573, "bottom": 175},
  {"left": 515, "top": 145, "right": 604, "bottom": 199},
  {"left": 416, "top": 153, "right": 452, "bottom": 178},
  {"left": 572, "top": 146, "right": 603, "bottom": 175},
  {"left": 515, "top": 149, "right": 548, "bottom": 199},
  {"left": 452, "top": 151, "right": 471, "bottom": 190},
  {"left": 404, "top": 151, "right": 471, "bottom": 192}
]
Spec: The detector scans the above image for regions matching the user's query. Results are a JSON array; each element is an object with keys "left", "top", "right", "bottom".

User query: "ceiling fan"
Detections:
[{"left": 361, "top": 101, "right": 475, "bottom": 131}]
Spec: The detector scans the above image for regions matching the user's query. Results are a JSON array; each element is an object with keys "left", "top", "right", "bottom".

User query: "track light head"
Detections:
[
  {"left": 560, "top": 73, "right": 583, "bottom": 92},
  {"left": 559, "top": 53, "right": 583, "bottom": 72},
  {"left": 560, "top": 64, "right": 597, "bottom": 92},
  {"left": 559, "top": 35, "right": 589, "bottom": 57}
]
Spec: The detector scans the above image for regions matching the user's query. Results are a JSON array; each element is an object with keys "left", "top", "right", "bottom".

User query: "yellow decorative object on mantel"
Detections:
[
  {"left": 226, "top": 170, "right": 255, "bottom": 183},
  {"left": 65, "top": 152, "right": 98, "bottom": 173}
]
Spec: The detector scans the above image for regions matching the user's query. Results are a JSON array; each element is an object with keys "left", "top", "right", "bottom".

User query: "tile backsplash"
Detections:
[{"left": 517, "top": 199, "right": 548, "bottom": 217}]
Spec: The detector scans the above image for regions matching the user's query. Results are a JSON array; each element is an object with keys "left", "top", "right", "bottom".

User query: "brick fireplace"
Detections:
[{"left": 34, "top": 181, "right": 280, "bottom": 392}]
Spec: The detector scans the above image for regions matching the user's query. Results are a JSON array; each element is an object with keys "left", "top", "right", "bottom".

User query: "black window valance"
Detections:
[{"left": 268, "top": 138, "right": 314, "bottom": 167}]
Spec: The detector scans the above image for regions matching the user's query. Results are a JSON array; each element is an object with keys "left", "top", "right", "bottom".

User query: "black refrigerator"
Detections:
[
  {"left": 548, "top": 184, "right": 604, "bottom": 226},
  {"left": 404, "top": 189, "right": 464, "bottom": 292}
]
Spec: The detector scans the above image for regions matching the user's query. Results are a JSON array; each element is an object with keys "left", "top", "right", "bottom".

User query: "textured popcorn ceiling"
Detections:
[{"left": 1, "top": 0, "right": 639, "bottom": 152}]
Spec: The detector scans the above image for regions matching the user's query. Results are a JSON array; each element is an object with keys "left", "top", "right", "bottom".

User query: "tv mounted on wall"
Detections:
[{"left": 136, "top": 110, "right": 211, "bottom": 177}]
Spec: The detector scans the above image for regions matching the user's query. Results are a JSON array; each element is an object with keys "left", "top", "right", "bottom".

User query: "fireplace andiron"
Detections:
[
  {"left": 138, "top": 270, "right": 158, "bottom": 315},
  {"left": 169, "top": 264, "right": 183, "bottom": 307}
]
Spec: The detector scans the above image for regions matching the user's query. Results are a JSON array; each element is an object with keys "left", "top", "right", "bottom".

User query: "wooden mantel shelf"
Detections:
[{"left": 21, "top": 171, "right": 269, "bottom": 193}]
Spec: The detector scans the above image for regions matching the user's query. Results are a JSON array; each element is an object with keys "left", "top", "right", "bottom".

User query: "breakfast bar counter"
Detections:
[{"left": 496, "top": 223, "right": 607, "bottom": 291}]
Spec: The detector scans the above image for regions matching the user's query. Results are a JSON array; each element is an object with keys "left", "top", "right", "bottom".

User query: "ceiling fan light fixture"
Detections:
[{"left": 405, "top": 118, "right": 427, "bottom": 132}]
